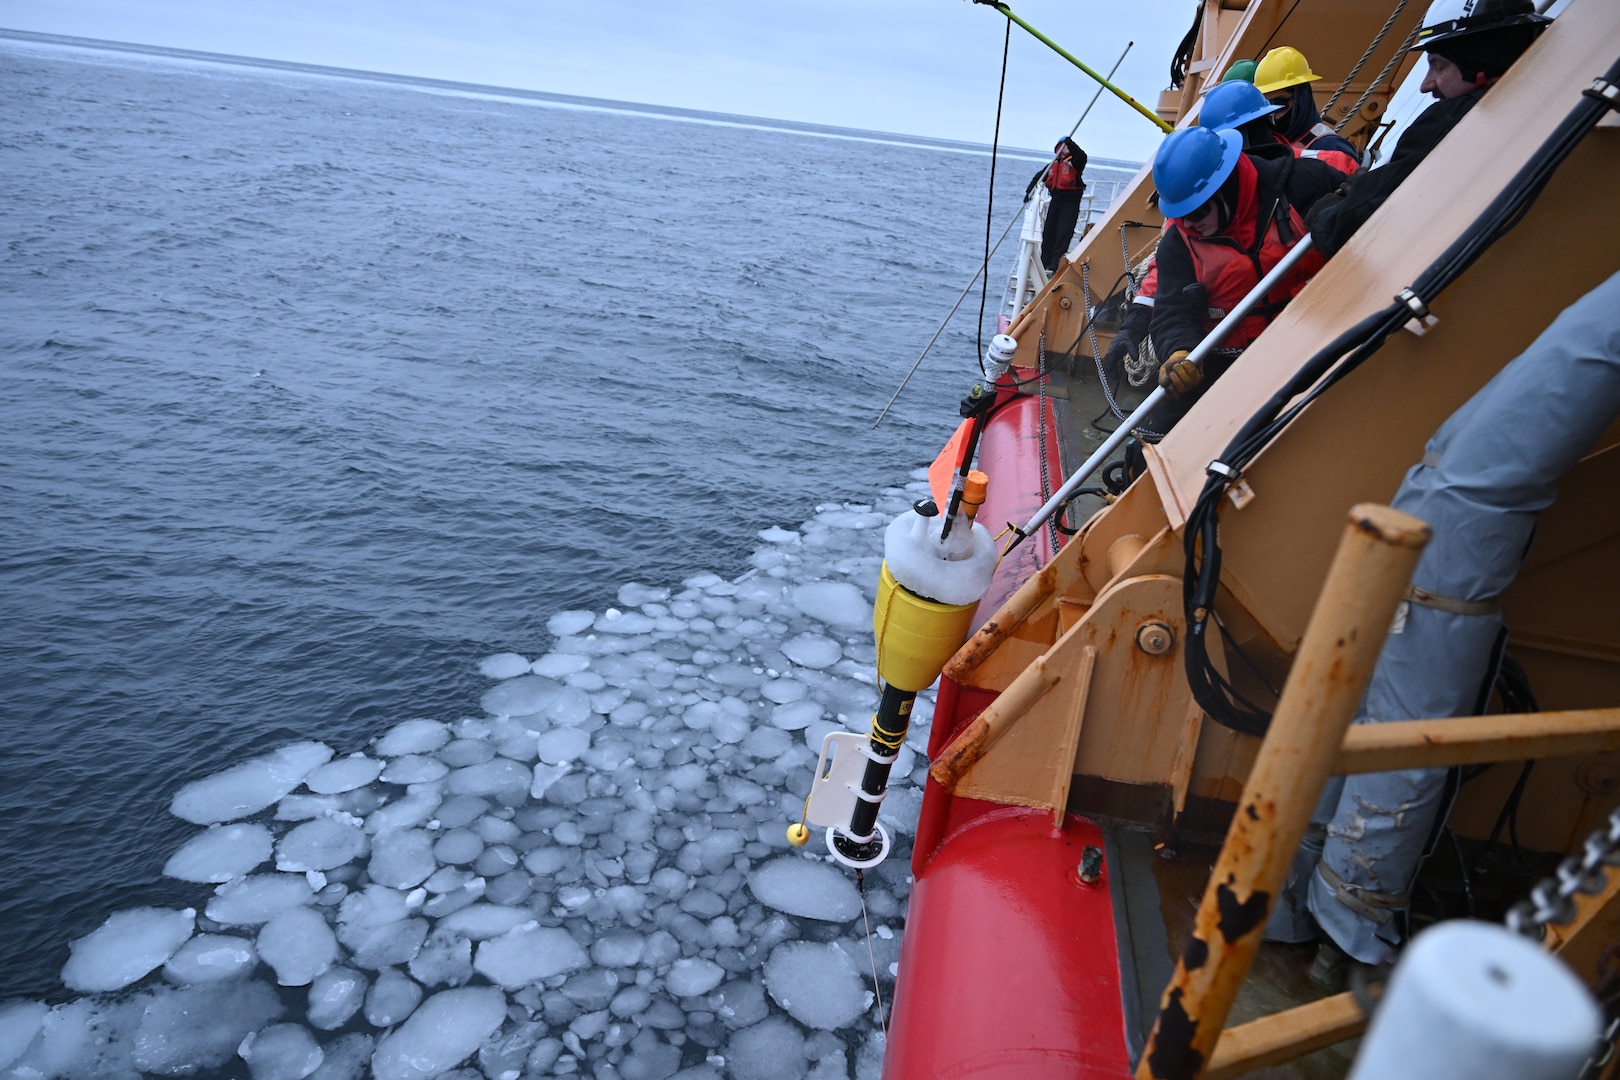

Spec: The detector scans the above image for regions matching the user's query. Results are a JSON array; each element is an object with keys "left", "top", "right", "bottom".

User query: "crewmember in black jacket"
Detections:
[{"left": 1309, "top": 0, "right": 1550, "bottom": 256}]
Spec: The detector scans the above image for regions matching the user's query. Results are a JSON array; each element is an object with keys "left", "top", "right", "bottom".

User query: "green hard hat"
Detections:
[{"left": 1221, "top": 59, "right": 1258, "bottom": 83}]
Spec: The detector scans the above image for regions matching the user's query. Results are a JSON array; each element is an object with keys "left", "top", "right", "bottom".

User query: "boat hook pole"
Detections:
[
  {"left": 872, "top": 41, "right": 1134, "bottom": 429},
  {"left": 1006, "top": 234, "right": 1317, "bottom": 553},
  {"left": 974, "top": 1, "right": 1173, "bottom": 134}
]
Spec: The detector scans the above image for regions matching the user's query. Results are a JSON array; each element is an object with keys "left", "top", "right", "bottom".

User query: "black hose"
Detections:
[{"left": 1183, "top": 54, "right": 1620, "bottom": 736}]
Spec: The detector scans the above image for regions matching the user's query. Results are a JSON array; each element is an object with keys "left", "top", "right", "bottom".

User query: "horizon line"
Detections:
[{"left": 0, "top": 27, "right": 1146, "bottom": 170}]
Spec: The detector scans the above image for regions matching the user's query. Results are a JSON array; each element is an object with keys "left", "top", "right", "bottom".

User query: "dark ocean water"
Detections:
[{"left": 0, "top": 36, "right": 1130, "bottom": 1015}]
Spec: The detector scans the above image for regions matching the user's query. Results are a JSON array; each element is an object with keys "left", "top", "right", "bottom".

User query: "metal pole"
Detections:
[
  {"left": 983, "top": 3, "right": 1173, "bottom": 133},
  {"left": 1136, "top": 504, "right": 1432, "bottom": 1080},
  {"left": 1013, "top": 235, "right": 1317, "bottom": 544},
  {"left": 1071, "top": 42, "right": 1133, "bottom": 139},
  {"left": 873, "top": 42, "right": 1134, "bottom": 429}
]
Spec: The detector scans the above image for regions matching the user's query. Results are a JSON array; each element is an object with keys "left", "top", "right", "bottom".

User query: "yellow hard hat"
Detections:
[{"left": 1254, "top": 46, "right": 1322, "bottom": 95}]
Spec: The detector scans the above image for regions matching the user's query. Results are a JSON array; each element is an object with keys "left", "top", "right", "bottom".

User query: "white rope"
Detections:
[{"left": 855, "top": 870, "right": 889, "bottom": 1040}]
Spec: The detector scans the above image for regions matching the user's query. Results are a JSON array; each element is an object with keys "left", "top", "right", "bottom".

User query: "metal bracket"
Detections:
[{"left": 805, "top": 731, "right": 891, "bottom": 830}]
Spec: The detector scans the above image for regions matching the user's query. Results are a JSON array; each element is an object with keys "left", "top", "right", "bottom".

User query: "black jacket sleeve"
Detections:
[
  {"left": 1311, "top": 92, "right": 1480, "bottom": 256},
  {"left": 1274, "top": 155, "right": 1347, "bottom": 219},
  {"left": 1147, "top": 228, "right": 1206, "bottom": 358}
]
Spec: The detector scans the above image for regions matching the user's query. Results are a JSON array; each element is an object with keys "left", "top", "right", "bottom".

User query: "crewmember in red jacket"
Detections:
[
  {"left": 1142, "top": 126, "right": 1341, "bottom": 432},
  {"left": 1038, "top": 138, "right": 1087, "bottom": 274}
]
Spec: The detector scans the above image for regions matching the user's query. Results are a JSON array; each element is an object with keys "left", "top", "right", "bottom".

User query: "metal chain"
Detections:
[
  {"left": 1505, "top": 805, "right": 1620, "bottom": 940},
  {"left": 1036, "top": 331, "right": 1060, "bottom": 551},
  {"left": 1322, "top": 0, "right": 1414, "bottom": 120},
  {"left": 1335, "top": 20, "right": 1425, "bottom": 134}
]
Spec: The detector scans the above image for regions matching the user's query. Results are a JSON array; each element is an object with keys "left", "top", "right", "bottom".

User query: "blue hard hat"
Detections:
[
  {"left": 1199, "top": 80, "right": 1281, "bottom": 132},
  {"left": 1153, "top": 127, "right": 1244, "bottom": 219}
]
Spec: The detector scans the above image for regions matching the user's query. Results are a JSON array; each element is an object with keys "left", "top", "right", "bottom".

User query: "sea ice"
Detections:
[
  {"left": 62, "top": 907, "right": 195, "bottom": 993},
  {"left": 377, "top": 754, "right": 449, "bottom": 784},
  {"left": 164, "top": 933, "right": 257, "bottom": 984},
  {"left": 762, "top": 677, "right": 808, "bottom": 704},
  {"left": 0, "top": 1001, "right": 46, "bottom": 1072},
  {"left": 303, "top": 753, "right": 384, "bottom": 795},
  {"left": 437, "top": 903, "right": 531, "bottom": 940},
  {"left": 747, "top": 857, "right": 862, "bottom": 922},
  {"left": 547, "top": 609, "right": 597, "bottom": 636},
  {"left": 131, "top": 982, "right": 284, "bottom": 1076},
  {"left": 238, "top": 1023, "right": 323, "bottom": 1080},
  {"left": 769, "top": 700, "right": 823, "bottom": 731},
  {"left": 370, "top": 987, "right": 506, "bottom": 1080},
  {"left": 257, "top": 906, "right": 337, "bottom": 986},
  {"left": 408, "top": 928, "right": 472, "bottom": 988},
  {"left": 170, "top": 742, "right": 335, "bottom": 824},
  {"left": 473, "top": 924, "right": 588, "bottom": 988},
  {"left": 532, "top": 651, "right": 590, "bottom": 677},
  {"left": 307, "top": 967, "right": 368, "bottom": 1031},
  {"left": 207, "top": 874, "right": 316, "bottom": 926},
  {"left": 479, "top": 674, "right": 563, "bottom": 718},
  {"left": 790, "top": 581, "right": 869, "bottom": 628},
  {"left": 665, "top": 957, "right": 726, "bottom": 998},
  {"left": 763, "top": 941, "right": 869, "bottom": 1029},
  {"left": 306, "top": 1033, "right": 372, "bottom": 1080},
  {"left": 782, "top": 632, "right": 842, "bottom": 669},
  {"left": 373, "top": 719, "right": 450, "bottom": 757},
  {"left": 535, "top": 726, "right": 591, "bottom": 764},
  {"left": 277, "top": 817, "right": 367, "bottom": 872},
  {"left": 725, "top": 1015, "right": 808, "bottom": 1080},
  {"left": 477, "top": 652, "right": 532, "bottom": 680},
  {"left": 163, "top": 823, "right": 274, "bottom": 883},
  {"left": 364, "top": 968, "right": 423, "bottom": 1027},
  {"left": 368, "top": 829, "right": 436, "bottom": 888},
  {"left": 446, "top": 758, "right": 531, "bottom": 803}
]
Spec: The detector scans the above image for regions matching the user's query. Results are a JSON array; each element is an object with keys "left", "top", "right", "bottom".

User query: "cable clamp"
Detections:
[
  {"left": 1206, "top": 459, "right": 1240, "bottom": 481},
  {"left": 1585, "top": 78, "right": 1620, "bottom": 111},
  {"left": 1396, "top": 287, "right": 1439, "bottom": 336},
  {"left": 1395, "top": 288, "right": 1429, "bottom": 320}
]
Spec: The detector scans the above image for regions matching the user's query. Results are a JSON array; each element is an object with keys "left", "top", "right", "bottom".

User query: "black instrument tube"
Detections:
[{"left": 848, "top": 683, "right": 915, "bottom": 839}]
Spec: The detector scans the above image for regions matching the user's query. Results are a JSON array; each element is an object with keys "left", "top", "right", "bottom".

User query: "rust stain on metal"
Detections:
[
  {"left": 1145, "top": 987, "right": 1204, "bottom": 1080},
  {"left": 1183, "top": 934, "right": 1209, "bottom": 971},
  {"left": 1215, "top": 882, "right": 1272, "bottom": 944}
]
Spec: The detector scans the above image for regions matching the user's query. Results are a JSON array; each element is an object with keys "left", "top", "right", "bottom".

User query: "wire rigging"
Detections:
[{"left": 976, "top": 18, "right": 1013, "bottom": 374}]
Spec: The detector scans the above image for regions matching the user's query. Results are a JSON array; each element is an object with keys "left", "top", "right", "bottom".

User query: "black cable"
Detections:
[
  {"left": 1255, "top": 0, "right": 1306, "bottom": 63},
  {"left": 1181, "top": 54, "right": 1620, "bottom": 736},
  {"left": 976, "top": 18, "right": 1013, "bottom": 375},
  {"left": 1170, "top": 4, "right": 1202, "bottom": 89}
]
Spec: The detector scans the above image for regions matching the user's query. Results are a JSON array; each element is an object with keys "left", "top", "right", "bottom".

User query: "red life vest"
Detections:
[
  {"left": 1045, "top": 157, "right": 1082, "bottom": 192},
  {"left": 1171, "top": 155, "right": 1327, "bottom": 350},
  {"left": 1275, "top": 132, "right": 1357, "bottom": 176}
]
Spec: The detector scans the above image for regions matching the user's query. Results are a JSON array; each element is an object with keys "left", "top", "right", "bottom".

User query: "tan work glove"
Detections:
[{"left": 1158, "top": 350, "right": 1202, "bottom": 398}]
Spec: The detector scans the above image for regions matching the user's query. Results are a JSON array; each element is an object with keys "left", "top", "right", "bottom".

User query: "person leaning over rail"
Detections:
[
  {"left": 1254, "top": 46, "right": 1362, "bottom": 162},
  {"left": 1029, "top": 137, "right": 1088, "bottom": 275},
  {"left": 1263, "top": 268, "right": 1620, "bottom": 987},
  {"left": 1309, "top": 0, "right": 1551, "bottom": 257},
  {"left": 1138, "top": 125, "right": 1342, "bottom": 434}
]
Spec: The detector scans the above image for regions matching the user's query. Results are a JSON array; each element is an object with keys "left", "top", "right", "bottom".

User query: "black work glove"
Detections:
[
  {"left": 1305, "top": 174, "right": 1358, "bottom": 230},
  {"left": 1102, "top": 334, "right": 1135, "bottom": 384}
]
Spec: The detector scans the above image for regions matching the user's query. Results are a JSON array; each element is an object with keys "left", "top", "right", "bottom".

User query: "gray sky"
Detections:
[{"left": 1, "top": 0, "right": 1196, "bottom": 160}]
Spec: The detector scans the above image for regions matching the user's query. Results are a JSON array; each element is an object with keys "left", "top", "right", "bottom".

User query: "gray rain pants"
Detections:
[{"left": 1266, "top": 269, "right": 1620, "bottom": 963}]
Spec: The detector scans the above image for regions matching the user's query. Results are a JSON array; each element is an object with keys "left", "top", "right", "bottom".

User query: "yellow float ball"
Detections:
[{"left": 786, "top": 823, "right": 810, "bottom": 847}]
